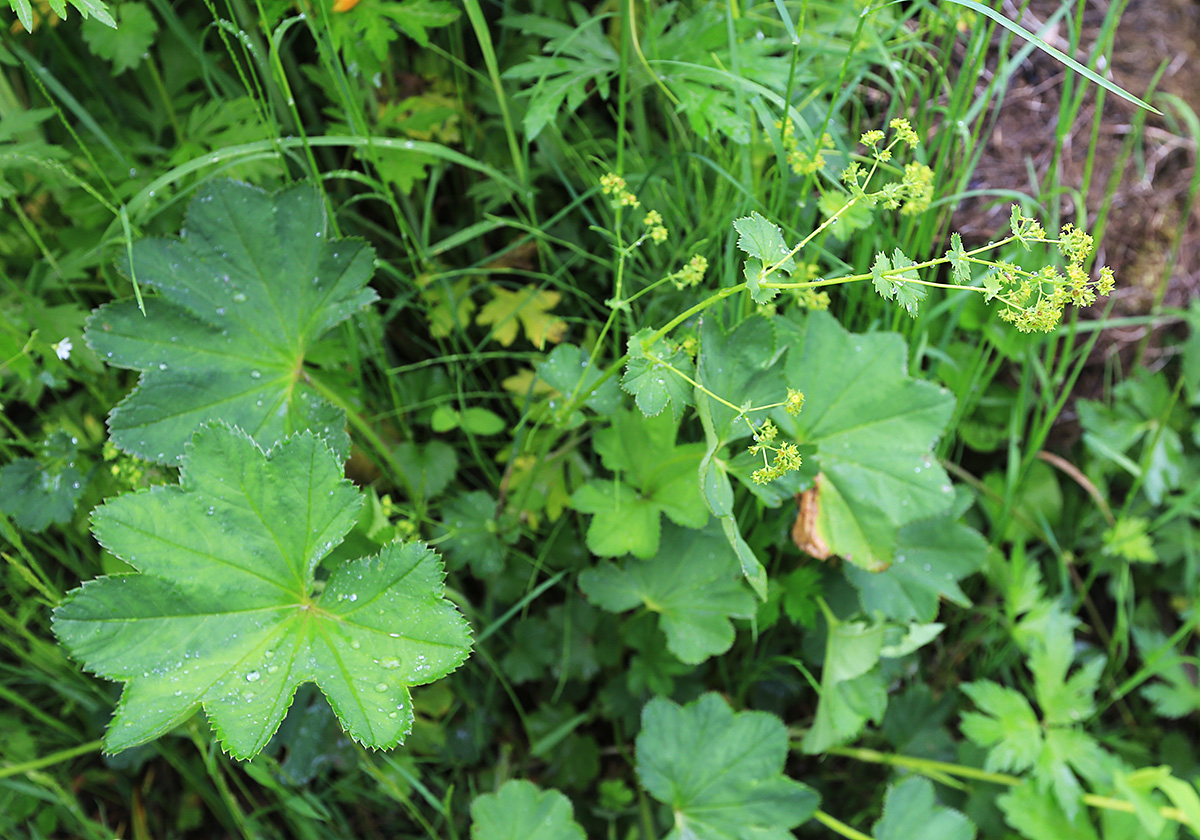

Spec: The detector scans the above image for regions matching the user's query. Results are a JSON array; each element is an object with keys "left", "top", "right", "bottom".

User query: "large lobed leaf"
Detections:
[
  {"left": 636, "top": 692, "right": 818, "bottom": 840},
  {"left": 86, "top": 178, "right": 378, "bottom": 465},
  {"left": 53, "top": 423, "right": 471, "bottom": 759},
  {"left": 777, "top": 311, "right": 956, "bottom": 570},
  {"left": 579, "top": 521, "right": 755, "bottom": 665}
]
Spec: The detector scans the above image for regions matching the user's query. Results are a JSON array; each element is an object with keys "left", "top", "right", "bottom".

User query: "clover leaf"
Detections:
[
  {"left": 636, "top": 692, "right": 819, "bottom": 840},
  {"left": 579, "top": 522, "right": 755, "bottom": 664},
  {"left": 52, "top": 423, "right": 471, "bottom": 759},
  {"left": 86, "top": 178, "right": 378, "bottom": 465},
  {"left": 776, "top": 311, "right": 956, "bottom": 570},
  {"left": 470, "top": 780, "right": 586, "bottom": 840}
]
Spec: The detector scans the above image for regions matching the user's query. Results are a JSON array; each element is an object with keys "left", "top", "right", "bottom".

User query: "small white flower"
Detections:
[{"left": 52, "top": 337, "right": 72, "bottom": 361}]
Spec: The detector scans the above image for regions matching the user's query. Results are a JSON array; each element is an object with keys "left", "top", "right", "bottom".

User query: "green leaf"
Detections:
[
  {"left": 535, "top": 342, "right": 621, "bottom": 416},
  {"left": 696, "top": 314, "right": 786, "bottom": 443},
  {"left": 579, "top": 522, "right": 756, "bottom": 664},
  {"left": 873, "top": 777, "right": 975, "bottom": 840},
  {"left": 1101, "top": 516, "right": 1157, "bottom": 563},
  {"left": 869, "top": 250, "right": 924, "bottom": 316},
  {"left": 871, "top": 252, "right": 894, "bottom": 300},
  {"left": 636, "top": 692, "right": 819, "bottom": 840},
  {"left": 777, "top": 311, "right": 956, "bottom": 570},
  {"left": 52, "top": 424, "right": 471, "bottom": 758},
  {"left": 733, "top": 212, "right": 795, "bottom": 274},
  {"left": 380, "top": 0, "right": 459, "bottom": 47},
  {"left": 800, "top": 616, "right": 887, "bottom": 753},
  {"left": 570, "top": 480, "right": 663, "bottom": 559},
  {"left": 86, "top": 179, "right": 378, "bottom": 465},
  {"left": 621, "top": 329, "right": 695, "bottom": 420},
  {"left": 847, "top": 503, "right": 987, "bottom": 622},
  {"left": 570, "top": 409, "right": 707, "bottom": 558},
  {"left": 818, "top": 190, "right": 875, "bottom": 240},
  {"left": 0, "top": 432, "right": 85, "bottom": 533},
  {"left": 436, "top": 490, "right": 515, "bottom": 577},
  {"left": 1133, "top": 627, "right": 1200, "bottom": 719},
  {"left": 959, "top": 681, "right": 1042, "bottom": 773},
  {"left": 392, "top": 440, "right": 457, "bottom": 503},
  {"left": 889, "top": 248, "right": 926, "bottom": 316},
  {"left": 743, "top": 258, "right": 780, "bottom": 305},
  {"left": 11, "top": 0, "right": 115, "bottom": 32},
  {"left": 81, "top": 3, "right": 157, "bottom": 74},
  {"left": 946, "top": 232, "right": 971, "bottom": 285},
  {"left": 996, "top": 783, "right": 1099, "bottom": 840},
  {"left": 470, "top": 779, "right": 585, "bottom": 840}
]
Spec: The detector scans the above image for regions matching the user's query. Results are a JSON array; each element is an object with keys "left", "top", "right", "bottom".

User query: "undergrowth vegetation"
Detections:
[{"left": 2, "top": 1, "right": 1199, "bottom": 838}]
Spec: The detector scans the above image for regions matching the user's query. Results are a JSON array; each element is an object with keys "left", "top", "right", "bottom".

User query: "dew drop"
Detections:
[
  {"left": 351, "top": 639, "right": 361, "bottom": 650},
  {"left": 380, "top": 657, "right": 401, "bottom": 669},
  {"left": 250, "top": 370, "right": 261, "bottom": 379},
  {"left": 245, "top": 670, "right": 261, "bottom": 682},
  {"left": 216, "top": 307, "right": 226, "bottom": 315},
  {"left": 232, "top": 292, "right": 247, "bottom": 303},
  {"left": 158, "top": 363, "right": 168, "bottom": 370},
  {"left": 374, "top": 682, "right": 389, "bottom": 692}
]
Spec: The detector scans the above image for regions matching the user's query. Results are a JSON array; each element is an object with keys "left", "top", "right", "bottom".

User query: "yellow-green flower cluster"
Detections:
[
  {"left": 987, "top": 209, "right": 1117, "bottom": 332},
  {"left": 776, "top": 119, "right": 834, "bottom": 176},
  {"left": 747, "top": 402, "right": 804, "bottom": 484},
  {"left": 643, "top": 210, "right": 668, "bottom": 244},
  {"left": 671, "top": 254, "right": 708, "bottom": 289},
  {"left": 899, "top": 162, "right": 934, "bottom": 215},
  {"left": 103, "top": 440, "right": 147, "bottom": 489},
  {"left": 784, "top": 388, "right": 805, "bottom": 415},
  {"left": 600, "top": 172, "right": 640, "bottom": 208}
]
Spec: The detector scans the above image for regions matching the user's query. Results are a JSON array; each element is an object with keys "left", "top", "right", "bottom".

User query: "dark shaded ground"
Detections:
[{"left": 953, "top": 0, "right": 1200, "bottom": 378}]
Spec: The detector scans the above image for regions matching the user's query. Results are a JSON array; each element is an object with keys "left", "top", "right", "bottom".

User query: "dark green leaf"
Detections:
[{"left": 637, "top": 692, "right": 819, "bottom": 840}]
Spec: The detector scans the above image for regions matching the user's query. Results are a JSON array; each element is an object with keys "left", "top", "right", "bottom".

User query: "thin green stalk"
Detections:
[
  {"left": 826, "top": 747, "right": 1195, "bottom": 827},
  {"left": 0, "top": 739, "right": 104, "bottom": 780},
  {"left": 814, "top": 809, "right": 874, "bottom": 840}
]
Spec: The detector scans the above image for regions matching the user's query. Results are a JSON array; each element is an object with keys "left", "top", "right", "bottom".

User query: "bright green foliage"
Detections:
[
  {"left": 846, "top": 497, "right": 987, "bottom": 622},
  {"left": 777, "top": 311, "right": 956, "bottom": 570},
  {"left": 961, "top": 605, "right": 1108, "bottom": 818},
  {"left": 86, "top": 179, "right": 377, "bottom": 465},
  {"left": 81, "top": 3, "right": 157, "bottom": 74},
  {"left": 8, "top": 0, "right": 113, "bottom": 32},
  {"left": 734, "top": 212, "right": 793, "bottom": 304},
  {"left": 569, "top": 410, "right": 706, "bottom": 559},
  {"left": 622, "top": 329, "right": 696, "bottom": 420},
  {"left": 734, "top": 213, "right": 796, "bottom": 272},
  {"left": 52, "top": 424, "right": 471, "bottom": 759},
  {"left": 636, "top": 693, "right": 819, "bottom": 840},
  {"left": 995, "top": 784, "right": 1099, "bottom": 840},
  {"left": 946, "top": 232, "right": 971, "bottom": 285},
  {"left": 579, "top": 522, "right": 756, "bottom": 664},
  {"left": 475, "top": 284, "right": 565, "bottom": 349},
  {"left": 0, "top": 431, "right": 85, "bottom": 532},
  {"left": 800, "top": 615, "right": 887, "bottom": 753},
  {"left": 470, "top": 780, "right": 585, "bottom": 840},
  {"left": 873, "top": 777, "right": 975, "bottom": 840},
  {"left": 1101, "top": 516, "right": 1156, "bottom": 563},
  {"left": 870, "top": 248, "right": 926, "bottom": 316},
  {"left": 503, "top": 4, "right": 791, "bottom": 141}
]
